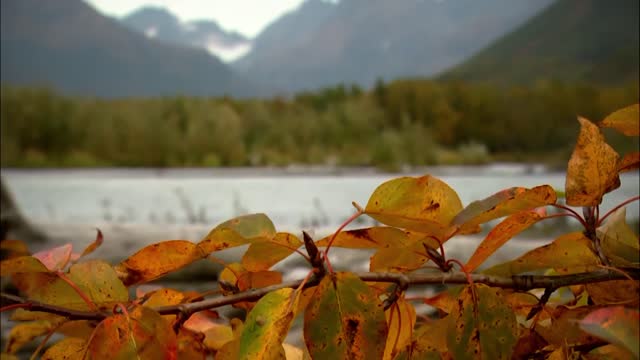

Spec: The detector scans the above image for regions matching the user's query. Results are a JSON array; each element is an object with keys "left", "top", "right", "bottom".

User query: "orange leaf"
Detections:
[
  {"left": 241, "top": 232, "right": 303, "bottom": 271},
  {"left": 77, "top": 228, "right": 104, "bottom": 260},
  {"left": 316, "top": 227, "right": 429, "bottom": 249},
  {"left": 364, "top": 175, "right": 462, "bottom": 237},
  {"left": 484, "top": 232, "right": 600, "bottom": 276},
  {"left": 87, "top": 306, "right": 177, "bottom": 359},
  {"left": 618, "top": 151, "right": 640, "bottom": 173},
  {"left": 451, "top": 185, "right": 556, "bottom": 232},
  {"left": 465, "top": 209, "right": 545, "bottom": 272},
  {"left": 115, "top": 240, "right": 206, "bottom": 286},
  {"left": 565, "top": 116, "right": 620, "bottom": 206},
  {"left": 599, "top": 103, "right": 639, "bottom": 136}
]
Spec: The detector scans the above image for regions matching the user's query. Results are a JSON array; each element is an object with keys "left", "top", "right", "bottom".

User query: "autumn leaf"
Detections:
[
  {"left": 599, "top": 103, "right": 639, "bottom": 136},
  {"left": 484, "top": 232, "right": 600, "bottom": 276},
  {"left": 11, "top": 260, "right": 128, "bottom": 311},
  {"left": 242, "top": 232, "right": 303, "bottom": 271},
  {"left": 364, "top": 175, "right": 462, "bottom": 237},
  {"left": 565, "top": 116, "right": 620, "bottom": 206},
  {"left": 198, "top": 213, "right": 276, "bottom": 254},
  {"left": 32, "top": 243, "right": 73, "bottom": 271},
  {"left": 465, "top": 208, "right": 546, "bottom": 272},
  {"left": 304, "top": 272, "right": 388, "bottom": 359},
  {"left": 41, "top": 337, "right": 87, "bottom": 360},
  {"left": 580, "top": 307, "right": 639, "bottom": 358},
  {"left": 0, "top": 255, "right": 49, "bottom": 276},
  {"left": 618, "top": 151, "right": 640, "bottom": 173},
  {"left": 597, "top": 207, "right": 639, "bottom": 267},
  {"left": 115, "top": 240, "right": 206, "bottom": 286},
  {"left": 447, "top": 285, "right": 518, "bottom": 359},
  {"left": 77, "top": 228, "right": 104, "bottom": 260},
  {"left": 395, "top": 317, "right": 449, "bottom": 359},
  {"left": 86, "top": 305, "right": 177, "bottom": 359},
  {"left": 451, "top": 185, "right": 556, "bottom": 232},
  {"left": 238, "top": 288, "right": 298, "bottom": 359},
  {"left": 5, "top": 319, "right": 63, "bottom": 354},
  {"left": 383, "top": 298, "right": 416, "bottom": 360}
]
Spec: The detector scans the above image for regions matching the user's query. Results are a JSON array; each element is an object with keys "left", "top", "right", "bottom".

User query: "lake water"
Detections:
[{"left": 2, "top": 166, "right": 638, "bottom": 231}]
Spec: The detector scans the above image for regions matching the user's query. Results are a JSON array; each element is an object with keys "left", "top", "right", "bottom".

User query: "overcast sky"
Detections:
[{"left": 84, "top": 0, "right": 305, "bottom": 38}]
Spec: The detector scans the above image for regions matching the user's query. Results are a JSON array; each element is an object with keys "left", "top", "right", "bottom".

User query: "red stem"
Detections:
[
  {"left": 598, "top": 196, "right": 640, "bottom": 226},
  {"left": 551, "top": 203, "right": 588, "bottom": 229},
  {"left": 323, "top": 209, "right": 364, "bottom": 274},
  {"left": 57, "top": 271, "right": 98, "bottom": 312}
]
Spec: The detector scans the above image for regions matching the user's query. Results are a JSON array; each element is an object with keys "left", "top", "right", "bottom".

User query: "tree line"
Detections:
[{"left": 1, "top": 79, "right": 637, "bottom": 169}]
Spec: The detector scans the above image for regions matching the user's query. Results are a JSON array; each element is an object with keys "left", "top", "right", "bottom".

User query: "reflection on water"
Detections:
[{"left": 2, "top": 167, "right": 638, "bottom": 230}]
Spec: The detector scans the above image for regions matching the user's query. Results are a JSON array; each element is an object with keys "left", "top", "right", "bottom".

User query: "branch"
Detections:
[{"left": 2, "top": 268, "right": 638, "bottom": 321}]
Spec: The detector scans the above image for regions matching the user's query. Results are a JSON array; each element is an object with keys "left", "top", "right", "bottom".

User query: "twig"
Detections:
[{"left": 1, "top": 268, "right": 638, "bottom": 321}]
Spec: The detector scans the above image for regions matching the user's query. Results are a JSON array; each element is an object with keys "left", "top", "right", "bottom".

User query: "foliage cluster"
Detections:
[
  {"left": 1, "top": 80, "right": 638, "bottom": 169},
  {"left": 0, "top": 104, "right": 638, "bottom": 359}
]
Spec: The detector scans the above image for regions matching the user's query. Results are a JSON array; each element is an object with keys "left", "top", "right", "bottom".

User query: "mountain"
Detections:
[
  {"left": 232, "top": 0, "right": 554, "bottom": 93},
  {"left": 121, "top": 7, "right": 251, "bottom": 62},
  {"left": 1, "top": 0, "right": 252, "bottom": 97},
  {"left": 440, "top": 0, "right": 639, "bottom": 85}
]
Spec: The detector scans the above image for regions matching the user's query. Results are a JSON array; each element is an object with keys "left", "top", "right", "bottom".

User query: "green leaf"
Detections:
[
  {"left": 565, "top": 116, "right": 620, "bottom": 206},
  {"left": 451, "top": 185, "right": 556, "bottom": 232},
  {"left": 238, "top": 288, "right": 297, "bottom": 359},
  {"left": 364, "top": 175, "right": 462, "bottom": 237},
  {"left": 304, "top": 272, "right": 388, "bottom": 359},
  {"left": 242, "top": 232, "right": 302, "bottom": 271},
  {"left": 579, "top": 306, "right": 639, "bottom": 358},
  {"left": 599, "top": 103, "right": 639, "bottom": 136},
  {"left": 483, "top": 231, "right": 600, "bottom": 276},
  {"left": 465, "top": 209, "right": 545, "bottom": 272},
  {"left": 0, "top": 255, "right": 49, "bottom": 276},
  {"left": 447, "top": 285, "right": 518, "bottom": 360}
]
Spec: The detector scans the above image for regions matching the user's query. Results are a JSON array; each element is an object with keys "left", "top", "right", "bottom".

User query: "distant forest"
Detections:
[{"left": 1, "top": 79, "right": 638, "bottom": 170}]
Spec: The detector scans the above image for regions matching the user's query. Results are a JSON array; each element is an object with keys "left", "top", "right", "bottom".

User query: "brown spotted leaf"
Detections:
[
  {"left": 618, "top": 151, "right": 640, "bottom": 173},
  {"left": 599, "top": 103, "right": 639, "bottom": 136},
  {"left": 465, "top": 208, "right": 545, "bottom": 272},
  {"left": 315, "top": 227, "right": 428, "bottom": 249},
  {"left": 242, "top": 232, "right": 303, "bottom": 271},
  {"left": 452, "top": 185, "right": 556, "bottom": 232},
  {"left": 304, "top": 272, "right": 388, "bottom": 359},
  {"left": 115, "top": 240, "right": 206, "bottom": 286},
  {"left": 198, "top": 213, "right": 276, "bottom": 254},
  {"left": 364, "top": 175, "right": 462, "bottom": 236},
  {"left": 484, "top": 232, "right": 600, "bottom": 276},
  {"left": 447, "top": 285, "right": 518, "bottom": 359},
  {"left": 566, "top": 116, "right": 621, "bottom": 206},
  {"left": 395, "top": 317, "right": 449, "bottom": 359}
]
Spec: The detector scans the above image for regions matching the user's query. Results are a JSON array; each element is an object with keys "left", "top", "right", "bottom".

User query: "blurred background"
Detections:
[{"left": 0, "top": 0, "right": 638, "bottom": 254}]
